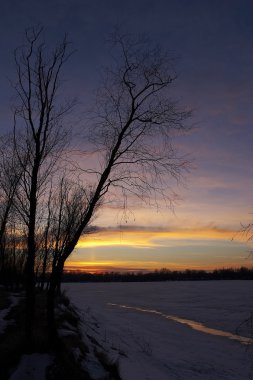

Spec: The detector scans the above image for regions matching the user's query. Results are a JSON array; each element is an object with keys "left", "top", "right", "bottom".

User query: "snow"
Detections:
[
  {"left": 9, "top": 354, "right": 52, "bottom": 380},
  {"left": 64, "top": 281, "right": 253, "bottom": 380},
  {"left": 0, "top": 294, "right": 20, "bottom": 335}
]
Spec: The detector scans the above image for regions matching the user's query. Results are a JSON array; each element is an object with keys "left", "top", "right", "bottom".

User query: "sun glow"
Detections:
[
  {"left": 64, "top": 226, "right": 250, "bottom": 273},
  {"left": 64, "top": 260, "right": 208, "bottom": 273}
]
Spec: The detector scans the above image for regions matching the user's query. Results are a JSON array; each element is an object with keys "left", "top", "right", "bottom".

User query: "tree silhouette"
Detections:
[
  {"left": 1, "top": 28, "right": 192, "bottom": 339},
  {"left": 47, "top": 31, "right": 192, "bottom": 320},
  {"left": 12, "top": 26, "right": 73, "bottom": 336}
]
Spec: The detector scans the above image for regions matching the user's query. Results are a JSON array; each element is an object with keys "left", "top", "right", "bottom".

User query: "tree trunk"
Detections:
[
  {"left": 47, "top": 258, "right": 64, "bottom": 341},
  {"left": 25, "top": 164, "right": 38, "bottom": 339},
  {"left": 40, "top": 249, "right": 49, "bottom": 290},
  {"left": 25, "top": 252, "right": 35, "bottom": 339}
]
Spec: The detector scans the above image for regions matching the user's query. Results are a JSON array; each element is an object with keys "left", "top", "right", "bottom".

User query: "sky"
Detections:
[{"left": 1, "top": 0, "right": 253, "bottom": 272}]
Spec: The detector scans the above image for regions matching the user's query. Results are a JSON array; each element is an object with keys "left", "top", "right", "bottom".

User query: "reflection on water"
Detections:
[{"left": 108, "top": 303, "right": 252, "bottom": 345}]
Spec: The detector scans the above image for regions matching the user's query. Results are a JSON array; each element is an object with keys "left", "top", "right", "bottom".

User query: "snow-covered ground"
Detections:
[
  {"left": 0, "top": 293, "right": 20, "bottom": 335},
  {"left": 64, "top": 281, "right": 253, "bottom": 380},
  {"left": 9, "top": 354, "right": 52, "bottom": 380}
]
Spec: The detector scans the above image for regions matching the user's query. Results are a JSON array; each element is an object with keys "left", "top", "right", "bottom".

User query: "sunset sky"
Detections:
[{"left": 1, "top": 0, "right": 253, "bottom": 272}]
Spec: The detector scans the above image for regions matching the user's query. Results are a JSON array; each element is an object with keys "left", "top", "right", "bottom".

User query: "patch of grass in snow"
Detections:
[{"left": 55, "top": 291, "right": 81, "bottom": 329}]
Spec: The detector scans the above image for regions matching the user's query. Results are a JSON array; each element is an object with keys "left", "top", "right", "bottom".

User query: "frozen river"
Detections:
[{"left": 64, "top": 281, "right": 253, "bottom": 379}]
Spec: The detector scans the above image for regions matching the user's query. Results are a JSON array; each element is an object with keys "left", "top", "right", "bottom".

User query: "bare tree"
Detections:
[
  {"left": 44, "top": 176, "right": 95, "bottom": 334},
  {"left": 0, "top": 134, "right": 21, "bottom": 284},
  {"left": 7, "top": 28, "right": 192, "bottom": 339},
  {"left": 12, "top": 26, "right": 73, "bottom": 336},
  {"left": 47, "top": 32, "right": 192, "bottom": 313}
]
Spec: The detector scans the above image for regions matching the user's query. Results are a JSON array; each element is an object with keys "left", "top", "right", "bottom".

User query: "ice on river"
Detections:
[{"left": 64, "top": 281, "right": 253, "bottom": 380}]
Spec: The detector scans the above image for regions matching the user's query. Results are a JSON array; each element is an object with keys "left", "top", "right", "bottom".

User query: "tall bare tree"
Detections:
[
  {"left": 12, "top": 27, "right": 73, "bottom": 335},
  {"left": 47, "top": 32, "right": 192, "bottom": 315}
]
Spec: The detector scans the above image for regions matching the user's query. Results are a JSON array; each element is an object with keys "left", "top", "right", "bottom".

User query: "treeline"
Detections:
[{"left": 62, "top": 267, "right": 253, "bottom": 282}]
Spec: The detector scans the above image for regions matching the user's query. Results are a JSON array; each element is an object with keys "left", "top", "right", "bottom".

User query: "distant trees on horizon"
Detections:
[{"left": 61, "top": 267, "right": 253, "bottom": 282}]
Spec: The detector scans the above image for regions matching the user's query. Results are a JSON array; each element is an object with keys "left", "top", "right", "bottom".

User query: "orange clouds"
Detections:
[{"left": 76, "top": 226, "right": 237, "bottom": 249}]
